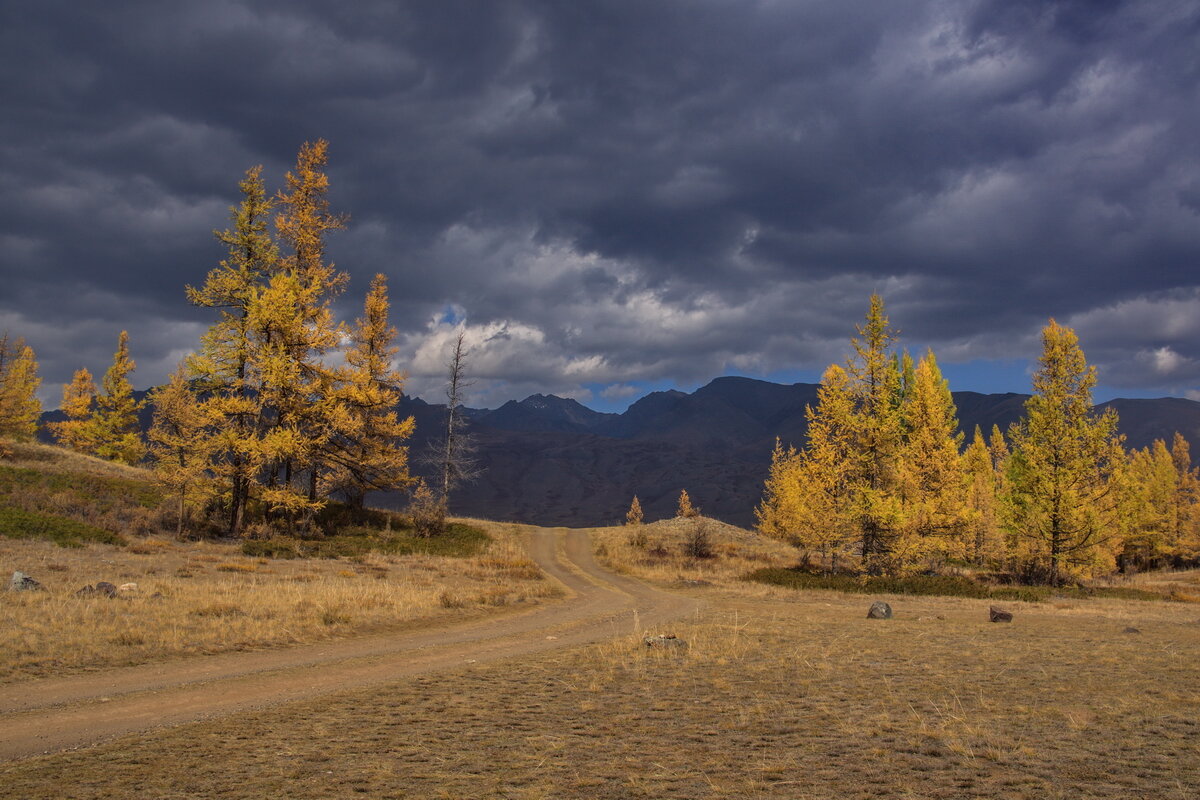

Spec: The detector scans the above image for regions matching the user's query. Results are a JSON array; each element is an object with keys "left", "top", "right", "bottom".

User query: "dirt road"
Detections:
[{"left": 0, "top": 526, "right": 701, "bottom": 762}]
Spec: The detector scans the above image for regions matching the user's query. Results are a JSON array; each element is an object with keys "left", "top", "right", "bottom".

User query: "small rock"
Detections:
[
  {"left": 95, "top": 581, "right": 118, "bottom": 597},
  {"left": 148, "top": 592, "right": 165, "bottom": 601},
  {"left": 867, "top": 601, "right": 893, "bottom": 619},
  {"left": 9, "top": 571, "right": 43, "bottom": 592},
  {"left": 1122, "top": 626, "right": 1141, "bottom": 634},
  {"left": 989, "top": 606, "right": 1013, "bottom": 623},
  {"left": 644, "top": 633, "right": 688, "bottom": 650},
  {"left": 118, "top": 582, "right": 139, "bottom": 595}
]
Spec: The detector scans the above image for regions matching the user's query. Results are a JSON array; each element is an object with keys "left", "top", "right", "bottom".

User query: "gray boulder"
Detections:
[
  {"left": 867, "top": 601, "right": 893, "bottom": 619},
  {"left": 989, "top": 606, "right": 1013, "bottom": 623},
  {"left": 9, "top": 571, "right": 43, "bottom": 592}
]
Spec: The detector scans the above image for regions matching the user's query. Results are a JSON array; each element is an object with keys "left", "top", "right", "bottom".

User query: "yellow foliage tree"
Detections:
[
  {"left": 1005, "top": 320, "right": 1121, "bottom": 584},
  {"left": 625, "top": 495, "right": 644, "bottom": 526},
  {"left": 89, "top": 331, "right": 146, "bottom": 465},
  {"left": 676, "top": 489, "right": 699, "bottom": 518},
  {"left": 52, "top": 367, "right": 97, "bottom": 452},
  {"left": 327, "top": 274, "right": 415, "bottom": 507},
  {"left": 187, "top": 164, "right": 277, "bottom": 537},
  {"left": 0, "top": 334, "right": 42, "bottom": 441},
  {"left": 894, "top": 351, "right": 968, "bottom": 569},
  {"left": 148, "top": 365, "right": 212, "bottom": 537},
  {"left": 963, "top": 426, "right": 1004, "bottom": 566},
  {"left": 757, "top": 364, "right": 857, "bottom": 571}
]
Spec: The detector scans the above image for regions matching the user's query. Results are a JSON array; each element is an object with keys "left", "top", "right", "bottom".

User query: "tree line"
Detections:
[{"left": 756, "top": 295, "right": 1200, "bottom": 584}]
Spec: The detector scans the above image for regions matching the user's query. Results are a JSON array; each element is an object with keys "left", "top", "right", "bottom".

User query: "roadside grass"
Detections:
[
  {"left": 5, "top": 591, "right": 1198, "bottom": 798},
  {"left": 0, "top": 521, "right": 556, "bottom": 683}
]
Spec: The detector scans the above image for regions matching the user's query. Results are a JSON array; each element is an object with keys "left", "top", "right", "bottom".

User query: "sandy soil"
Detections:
[{"left": 0, "top": 526, "right": 702, "bottom": 762}]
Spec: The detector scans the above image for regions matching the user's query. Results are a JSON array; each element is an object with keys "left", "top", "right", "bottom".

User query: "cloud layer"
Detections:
[{"left": 3, "top": 0, "right": 1198, "bottom": 409}]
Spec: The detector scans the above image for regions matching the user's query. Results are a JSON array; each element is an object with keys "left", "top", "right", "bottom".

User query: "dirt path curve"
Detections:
[{"left": 0, "top": 526, "right": 701, "bottom": 762}]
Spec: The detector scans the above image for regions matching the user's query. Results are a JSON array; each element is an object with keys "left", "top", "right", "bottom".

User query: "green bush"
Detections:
[
  {"left": 0, "top": 506, "right": 125, "bottom": 548},
  {"left": 242, "top": 522, "right": 489, "bottom": 560}
]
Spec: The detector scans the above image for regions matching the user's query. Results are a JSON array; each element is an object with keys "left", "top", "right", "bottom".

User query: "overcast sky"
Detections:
[{"left": 2, "top": 0, "right": 1198, "bottom": 412}]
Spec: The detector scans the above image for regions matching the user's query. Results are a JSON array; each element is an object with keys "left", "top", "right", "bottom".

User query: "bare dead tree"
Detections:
[{"left": 423, "top": 330, "right": 481, "bottom": 505}]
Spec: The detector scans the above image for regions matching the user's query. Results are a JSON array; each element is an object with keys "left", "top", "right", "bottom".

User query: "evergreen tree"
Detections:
[
  {"left": 328, "top": 274, "right": 415, "bottom": 507},
  {"left": 1170, "top": 433, "right": 1200, "bottom": 563},
  {"left": 90, "top": 331, "right": 145, "bottom": 465},
  {"left": 0, "top": 335, "right": 42, "bottom": 440},
  {"left": 148, "top": 365, "right": 211, "bottom": 537},
  {"left": 1006, "top": 320, "right": 1120, "bottom": 584},
  {"left": 52, "top": 367, "right": 98, "bottom": 452}
]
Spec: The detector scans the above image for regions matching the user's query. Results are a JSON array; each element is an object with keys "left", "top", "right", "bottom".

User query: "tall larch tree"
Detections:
[
  {"left": 89, "top": 331, "right": 145, "bottom": 465},
  {"left": 963, "top": 426, "right": 1004, "bottom": 566},
  {"left": 329, "top": 273, "right": 415, "bottom": 507},
  {"left": 148, "top": 365, "right": 212, "bottom": 537},
  {"left": 895, "top": 351, "right": 967, "bottom": 569},
  {"left": 844, "top": 294, "right": 905, "bottom": 573},
  {"left": 757, "top": 363, "right": 857, "bottom": 570},
  {"left": 187, "top": 165, "right": 278, "bottom": 537},
  {"left": 1005, "top": 320, "right": 1120, "bottom": 584},
  {"left": 52, "top": 367, "right": 98, "bottom": 452},
  {"left": 256, "top": 139, "right": 348, "bottom": 525},
  {"left": 0, "top": 335, "right": 42, "bottom": 440}
]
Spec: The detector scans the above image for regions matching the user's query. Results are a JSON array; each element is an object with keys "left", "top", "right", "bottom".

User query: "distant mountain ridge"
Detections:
[{"left": 37, "top": 377, "right": 1200, "bottom": 529}]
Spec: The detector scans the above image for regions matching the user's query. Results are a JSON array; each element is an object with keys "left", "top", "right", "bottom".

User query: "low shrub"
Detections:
[
  {"left": 744, "top": 566, "right": 1185, "bottom": 602},
  {"left": 241, "top": 522, "right": 489, "bottom": 560},
  {"left": 0, "top": 506, "right": 125, "bottom": 548}
]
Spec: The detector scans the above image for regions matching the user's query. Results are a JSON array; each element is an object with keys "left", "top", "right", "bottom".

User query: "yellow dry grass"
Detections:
[
  {"left": 590, "top": 516, "right": 796, "bottom": 586},
  {"left": 0, "top": 521, "right": 558, "bottom": 683}
]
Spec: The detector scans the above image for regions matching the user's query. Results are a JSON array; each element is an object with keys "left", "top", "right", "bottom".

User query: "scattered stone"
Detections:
[
  {"left": 989, "top": 606, "right": 1013, "bottom": 623},
  {"left": 95, "top": 581, "right": 118, "bottom": 597},
  {"left": 678, "top": 578, "right": 713, "bottom": 587},
  {"left": 9, "top": 571, "right": 43, "bottom": 592},
  {"left": 644, "top": 633, "right": 688, "bottom": 650},
  {"left": 118, "top": 582, "right": 139, "bottom": 595},
  {"left": 1122, "top": 626, "right": 1141, "bottom": 634},
  {"left": 867, "top": 601, "right": 893, "bottom": 619},
  {"left": 148, "top": 592, "right": 165, "bottom": 601}
]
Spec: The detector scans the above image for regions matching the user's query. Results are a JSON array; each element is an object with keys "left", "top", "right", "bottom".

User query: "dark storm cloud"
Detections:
[{"left": 1, "top": 0, "right": 1198, "bottom": 407}]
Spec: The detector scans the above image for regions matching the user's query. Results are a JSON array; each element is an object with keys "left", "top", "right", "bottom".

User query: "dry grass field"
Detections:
[
  {"left": 0, "top": 528, "right": 557, "bottom": 683},
  {"left": 3, "top": 582, "right": 1198, "bottom": 799}
]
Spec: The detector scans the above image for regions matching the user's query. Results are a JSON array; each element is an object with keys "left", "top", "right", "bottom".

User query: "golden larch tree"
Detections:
[
  {"left": 89, "top": 330, "right": 146, "bottom": 465},
  {"left": 148, "top": 365, "right": 212, "bottom": 537},
  {"left": 894, "top": 351, "right": 968, "bottom": 570},
  {"left": 1005, "top": 320, "right": 1121, "bottom": 584},
  {"left": 676, "top": 489, "right": 699, "bottom": 518},
  {"left": 52, "top": 367, "right": 98, "bottom": 452},
  {"left": 328, "top": 274, "right": 415, "bottom": 507},
  {"left": 963, "top": 426, "right": 1004, "bottom": 566},
  {"left": 187, "top": 164, "right": 277, "bottom": 537},
  {"left": 0, "top": 335, "right": 42, "bottom": 440},
  {"left": 626, "top": 495, "right": 644, "bottom": 526}
]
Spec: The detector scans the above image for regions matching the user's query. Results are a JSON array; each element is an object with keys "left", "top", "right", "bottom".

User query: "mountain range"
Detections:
[
  {"left": 390, "top": 377, "right": 1200, "bottom": 528},
  {"left": 37, "top": 377, "right": 1200, "bottom": 528}
]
